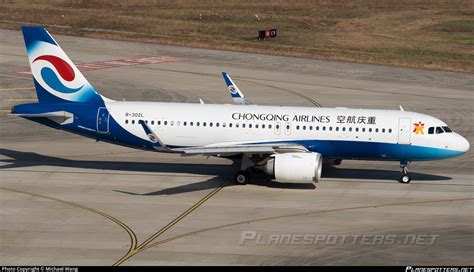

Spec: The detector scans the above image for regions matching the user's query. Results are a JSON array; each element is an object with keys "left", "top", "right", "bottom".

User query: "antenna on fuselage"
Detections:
[{"left": 399, "top": 105, "right": 405, "bottom": 111}]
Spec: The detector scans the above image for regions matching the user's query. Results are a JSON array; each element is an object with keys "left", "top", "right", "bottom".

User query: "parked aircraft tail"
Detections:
[{"left": 21, "top": 26, "right": 107, "bottom": 105}]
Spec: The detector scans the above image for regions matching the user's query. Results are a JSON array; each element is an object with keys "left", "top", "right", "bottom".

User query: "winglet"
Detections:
[
  {"left": 138, "top": 120, "right": 174, "bottom": 152},
  {"left": 222, "top": 72, "right": 251, "bottom": 105}
]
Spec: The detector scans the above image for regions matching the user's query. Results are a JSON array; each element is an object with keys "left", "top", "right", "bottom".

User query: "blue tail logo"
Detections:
[
  {"left": 22, "top": 26, "right": 104, "bottom": 104},
  {"left": 33, "top": 55, "right": 83, "bottom": 94},
  {"left": 228, "top": 85, "right": 238, "bottom": 96}
]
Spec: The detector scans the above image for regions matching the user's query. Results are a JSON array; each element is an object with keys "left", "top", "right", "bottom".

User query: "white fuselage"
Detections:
[{"left": 103, "top": 101, "right": 469, "bottom": 161}]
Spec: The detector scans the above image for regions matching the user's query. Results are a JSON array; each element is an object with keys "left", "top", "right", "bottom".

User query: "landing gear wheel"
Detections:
[
  {"left": 235, "top": 171, "right": 248, "bottom": 185},
  {"left": 399, "top": 174, "right": 411, "bottom": 183},
  {"left": 399, "top": 161, "right": 411, "bottom": 184}
]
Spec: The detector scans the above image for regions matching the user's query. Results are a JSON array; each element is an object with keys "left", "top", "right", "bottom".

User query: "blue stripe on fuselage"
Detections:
[{"left": 252, "top": 139, "right": 464, "bottom": 161}]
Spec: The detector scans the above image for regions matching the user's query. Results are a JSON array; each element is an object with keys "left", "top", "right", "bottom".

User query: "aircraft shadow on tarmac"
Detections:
[
  {"left": 322, "top": 165, "right": 452, "bottom": 181},
  {"left": 0, "top": 148, "right": 452, "bottom": 195},
  {"left": 115, "top": 174, "right": 318, "bottom": 196},
  {"left": 0, "top": 148, "right": 234, "bottom": 176}
]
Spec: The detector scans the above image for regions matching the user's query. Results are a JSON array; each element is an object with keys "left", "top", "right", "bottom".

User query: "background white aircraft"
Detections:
[{"left": 12, "top": 26, "right": 470, "bottom": 185}]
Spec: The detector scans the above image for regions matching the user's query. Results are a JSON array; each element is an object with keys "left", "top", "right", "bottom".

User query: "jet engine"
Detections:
[{"left": 264, "top": 152, "right": 322, "bottom": 183}]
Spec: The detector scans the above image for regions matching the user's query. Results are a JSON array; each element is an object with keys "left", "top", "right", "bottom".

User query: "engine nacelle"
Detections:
[{"left": 264, "top": 152, "right": 322, "bottom": 183}]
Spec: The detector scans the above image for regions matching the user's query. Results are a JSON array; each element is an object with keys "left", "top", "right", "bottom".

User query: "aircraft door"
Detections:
[
  {"left": 398, "top": 118, "right": 411, "bottom": 145},
  {"left": 97, "top": 107, "right": 110, "bottom": 134}
]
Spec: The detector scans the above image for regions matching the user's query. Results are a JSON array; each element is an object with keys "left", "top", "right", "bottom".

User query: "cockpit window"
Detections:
[
  {"left": 429, "top": 126, "right": 452, "bottom": 134},
  {"left": 442, "top": 126, "right": 453, "bottom": 133}
]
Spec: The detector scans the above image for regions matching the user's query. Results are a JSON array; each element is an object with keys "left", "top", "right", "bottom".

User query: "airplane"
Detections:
[{"left": 11, "top": 26, "right": 470, "bottom": 185}]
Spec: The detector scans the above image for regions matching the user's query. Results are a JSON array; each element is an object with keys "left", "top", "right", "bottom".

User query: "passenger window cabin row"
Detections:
[{"left": 124, "top": 119, "right": 394, "bottom": 134}]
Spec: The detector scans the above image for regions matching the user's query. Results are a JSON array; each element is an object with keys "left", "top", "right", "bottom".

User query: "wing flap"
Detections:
[{"left": 177, "top": 146, "right": 274, "bottom": 155}]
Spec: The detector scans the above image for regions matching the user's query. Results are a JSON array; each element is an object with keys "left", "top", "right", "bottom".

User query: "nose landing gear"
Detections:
[{"left": 399, "top": 161, "right": 411, "bottom": 183}]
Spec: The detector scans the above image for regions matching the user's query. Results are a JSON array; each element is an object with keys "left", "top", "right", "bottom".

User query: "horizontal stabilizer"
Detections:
[{"left": 12, "top": 111, "right": 74, "bottom": 125}]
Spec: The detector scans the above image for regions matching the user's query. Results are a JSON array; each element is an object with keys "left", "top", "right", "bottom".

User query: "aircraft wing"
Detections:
[
  {"left": 173, "top": 143, "right": 308, "bottom": 156},
  {"left": 222, "top": 72, "right": 252, "bottom": 105},
  {"left": 138, "top": 119, "right": 307, "bottom": 156}
]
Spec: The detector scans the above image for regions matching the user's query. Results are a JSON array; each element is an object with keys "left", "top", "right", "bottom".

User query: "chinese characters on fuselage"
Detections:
[{"left": 231, "top": 113, "right": 376, "bottom": 125}]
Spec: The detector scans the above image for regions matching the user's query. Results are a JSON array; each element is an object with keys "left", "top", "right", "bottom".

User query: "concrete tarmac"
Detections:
[{"left": 0, "top": 29, "right": 473, "bottom": 265}]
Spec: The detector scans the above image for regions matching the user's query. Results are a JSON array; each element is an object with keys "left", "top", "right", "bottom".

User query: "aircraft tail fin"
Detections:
[{"left": 21, "top": 26, "right": 106, "bottom": 105}]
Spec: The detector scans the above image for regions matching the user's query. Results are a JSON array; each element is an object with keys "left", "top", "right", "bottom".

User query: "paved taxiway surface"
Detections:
[{"left": 0, "top": 29, "right": 473, "bottom": 265}]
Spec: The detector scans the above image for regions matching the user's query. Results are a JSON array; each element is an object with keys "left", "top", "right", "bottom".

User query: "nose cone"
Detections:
[
  {"left": 454, "top": 133, "right": 470, "bottom": 153},
  {"left": 460, "top": 136, "right": 470, "bottom": 153}
]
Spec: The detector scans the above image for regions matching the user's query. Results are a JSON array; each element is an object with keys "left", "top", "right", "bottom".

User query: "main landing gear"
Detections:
[
  {"left": 235, "top": 170, "right": 250, "bottom": 185},
  {"left": 234, "top": 154, "right": 259, "bottom": 185},
  {"left": 399, "top": 161, "right": 411, "bottom": 184}
]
